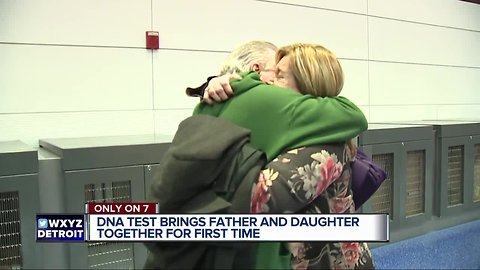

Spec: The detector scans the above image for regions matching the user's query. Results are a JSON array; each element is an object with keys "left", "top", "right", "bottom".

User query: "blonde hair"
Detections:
[
  {"left": 276, "top": 43, "right": 344, "bottom": 97},
  {"left": 219, "top": 40, "right": 277, "bottom": 75},
  {"left": 278, "top": 43, "right": 355, "bottom": 158}
]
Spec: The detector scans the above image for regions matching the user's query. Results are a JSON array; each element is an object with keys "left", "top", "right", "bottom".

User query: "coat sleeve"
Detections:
[{"left": 288, "top": 95, "right": 368, "bottom": 144}]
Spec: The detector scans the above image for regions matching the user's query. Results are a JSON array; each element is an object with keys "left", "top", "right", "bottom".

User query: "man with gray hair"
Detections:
[
  {"left": 219, "top": 40, "right": 277, "bottom": 83},
  {"left": 186, "top": 40, "right": 278, "bottom": 102}
]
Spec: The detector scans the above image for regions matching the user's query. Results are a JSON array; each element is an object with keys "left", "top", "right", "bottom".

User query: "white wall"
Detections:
[{"left": 1, "top": 0, "right": 479, "bottom": 146}]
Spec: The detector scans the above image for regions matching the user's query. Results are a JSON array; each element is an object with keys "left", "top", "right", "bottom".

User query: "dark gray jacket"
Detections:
[{"left": 145, "top": 114, "right": 266, "bottom": 269}]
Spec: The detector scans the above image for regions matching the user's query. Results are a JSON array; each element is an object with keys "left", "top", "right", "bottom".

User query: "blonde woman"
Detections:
[{"left": 195, "top": 43, "right": 374, "bottom": 269}]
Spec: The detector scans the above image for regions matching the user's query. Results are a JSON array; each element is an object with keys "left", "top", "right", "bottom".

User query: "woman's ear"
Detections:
[{"left": 252, "top": 63, "right": 261, "bottom": 72}]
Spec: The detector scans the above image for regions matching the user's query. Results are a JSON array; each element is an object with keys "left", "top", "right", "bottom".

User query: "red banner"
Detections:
[{"left": 86, "top": 203, "right": 158, "bottom": 214}]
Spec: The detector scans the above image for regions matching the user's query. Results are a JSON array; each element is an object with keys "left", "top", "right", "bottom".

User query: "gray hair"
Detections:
[{"left": 219, "top": 40, "right": 277, "bottom": 75}]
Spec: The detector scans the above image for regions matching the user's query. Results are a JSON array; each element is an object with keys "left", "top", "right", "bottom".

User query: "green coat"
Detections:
[
  {"left": 193, "top": 72, "right": 368, "bottom": 161},
  {"left": 193, "top": 71, "right": 368, "bottom": 269}
]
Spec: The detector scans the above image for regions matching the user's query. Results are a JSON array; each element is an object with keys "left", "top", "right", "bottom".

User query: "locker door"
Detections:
[
  {"left": 440, "top": 137, "right": 469, "bottom": 217},
  {"left": 0, "top": 174, "right": 41, "bottom": 269},
  {"left": 65, "top": 166, "right": 144, "bottom": 269},
  {"left": 400, "top": 139, "right": 434, "bottom": 227},
  {"left": 467, "top": 135, "right": 480, "bottom": 210}
]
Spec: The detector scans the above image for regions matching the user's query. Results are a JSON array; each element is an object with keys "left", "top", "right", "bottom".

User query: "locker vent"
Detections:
[
  {"left": 370, "top": 153, "right": 394, "bottom": 220},
  {"left": 0, "top": 191, "right": 22, "bottom": 269},
  {"left": 474, "top": 144, "right": 480, "bottom": 202},
  {"left": 447, "top": 145, "right": 464, "bottom": 206},
  {"left": 85, "top": 181, "right": 134, "bottom": 269},
  {"left": 406, "top": 150, "right": 425, "bottom": 216}
]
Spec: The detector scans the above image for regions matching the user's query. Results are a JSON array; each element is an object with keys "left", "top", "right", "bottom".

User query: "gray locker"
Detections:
[
  {"left": 450, "top": 119, "right": 480, "bottom": 210},
  {"left": 0, "top": 141, "right": 41, "bottom": 269},
  {"left": 38, "top": 135, "right": 171, "bottom": 269},
  {"left": 358, "top": 124, "right": 435, "bottom": 236},
  {"left": 401, "top": 120, "right": 480, "bottom": 217},
  {"left": 375, "top": 120, "right": 480, "bottom": 218}
]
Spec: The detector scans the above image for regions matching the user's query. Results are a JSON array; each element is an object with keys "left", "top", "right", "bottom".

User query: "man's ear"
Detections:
[{"left": 252, "top": 63, "right": 261, "bottom": 72}]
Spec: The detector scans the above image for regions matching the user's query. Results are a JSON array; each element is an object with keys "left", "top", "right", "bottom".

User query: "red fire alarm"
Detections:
[{"left": 146, "top": 31, "right": 159, "bottom": 50}]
